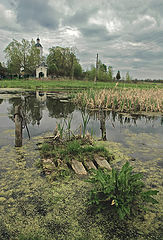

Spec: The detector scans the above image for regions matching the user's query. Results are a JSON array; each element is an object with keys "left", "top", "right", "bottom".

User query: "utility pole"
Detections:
[
  {"left": 94, "top": 53, "right": 98, "bottom": 83},
  {"left": 71, "top": 54, "right": 74, "bottom": 80}
]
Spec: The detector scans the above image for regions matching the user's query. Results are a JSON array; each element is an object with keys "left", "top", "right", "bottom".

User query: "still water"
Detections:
[
  {"left": 0, "top": 96, "right": 163, "bottom": 157},
  {"left": 0, "top": 94, "right": 163, "bottom": 162}
]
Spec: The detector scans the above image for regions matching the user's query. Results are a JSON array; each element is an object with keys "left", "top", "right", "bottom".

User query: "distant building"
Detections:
[
  {"left": 35, "top": 37, "right": 47, "bottom": 78},
  {"left": 35, "top": 37, "right": 43, "bottom": 58}
]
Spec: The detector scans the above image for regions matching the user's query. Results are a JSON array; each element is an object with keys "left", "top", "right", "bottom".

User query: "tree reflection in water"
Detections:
[
  {"left": 46, "top": 97, "right": 75, "bottom": 118},
  {"left": 8, "top": 95, "right": 75, "bottom": 126},
  {"left": 7, "top": 94, "right": 162, "bottom": 139},
  {"left": 88, "top": 109, "right": 162, "bottom": 141},
  {"left": 8, "top": 96, "right": 44, "bottom": 126}
]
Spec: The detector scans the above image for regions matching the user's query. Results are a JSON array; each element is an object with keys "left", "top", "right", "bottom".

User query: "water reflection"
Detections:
[
  {"left": 7, "top": 96, "right": 75, "bottom": 126},
  {"left": 36, "top": 90, "right": 47, "bottom": 102},
  {"left": 99, "top": 110, "right": 107, "bottom": 141},
  {"left": 88, "top": 109, "right": 163, "bottom": 141},
  {"left": 90, "top": 110, "right": 163, "bottom": 126},
  {"left": 0, "top": 99, "right": 3, "bottom": 105},
  {"left": 46, "top": 98, "right": 75, "bottom": 118},
  {"left": 0, "top": 94, "right": 162, "bottom": 148},
  {"left": 8, "top": 97, "right": 45, "bottom": 126},
  {"left": 5, "top": 94, "right": 163, "bottom": 128}
]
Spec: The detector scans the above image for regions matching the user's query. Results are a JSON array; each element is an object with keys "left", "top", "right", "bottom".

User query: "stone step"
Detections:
[
  {"left": 94, "top": 156, "right": 112, "bottom": 171},
  {"left": 84, "top": 160, "right": 97, "bottom": 170},
  {"left": 71, "top": 159, "right": 87, "bottom": 175}
]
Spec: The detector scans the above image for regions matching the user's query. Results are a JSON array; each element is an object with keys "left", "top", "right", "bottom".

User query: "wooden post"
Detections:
[
  {"left": 94, "top": 53, "right": 98, "bottom": 83},
  {"left": 15, "top": 105, "right": 22, "bottom": 147}
]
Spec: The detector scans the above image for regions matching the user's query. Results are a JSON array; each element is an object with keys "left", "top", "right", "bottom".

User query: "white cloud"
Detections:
[
  {"left": 133, "top": 15, "right": 157, "bottom": 31},
  {"left": 89, "top": 9, "right": 122, "bottom": 34},
  {"left": 64, "top": 27, "right": 81, "bottom": 38}
]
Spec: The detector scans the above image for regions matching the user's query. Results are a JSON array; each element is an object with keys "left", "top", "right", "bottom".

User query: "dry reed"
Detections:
[{"left": 74, "top": 89, "right": 163, "bottom": 113}]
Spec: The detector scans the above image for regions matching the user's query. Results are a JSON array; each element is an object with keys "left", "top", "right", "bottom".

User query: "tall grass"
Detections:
[{"left": 74, "top": 89, "right": 163, "bottom": 113}]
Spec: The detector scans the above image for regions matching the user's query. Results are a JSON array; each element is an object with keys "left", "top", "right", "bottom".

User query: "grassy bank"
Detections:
[{"left": 0, "top": 78, "right": 163, "bottom": 90}]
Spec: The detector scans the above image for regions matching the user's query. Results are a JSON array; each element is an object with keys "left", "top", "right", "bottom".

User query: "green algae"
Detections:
[{"left": 0, "top": 131, "right": 162, "bottom": 240}]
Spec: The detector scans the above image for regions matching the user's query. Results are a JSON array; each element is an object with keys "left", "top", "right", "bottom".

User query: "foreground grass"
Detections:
[{"left": 0, "top": 78, "right": 163, "bottom": 90}]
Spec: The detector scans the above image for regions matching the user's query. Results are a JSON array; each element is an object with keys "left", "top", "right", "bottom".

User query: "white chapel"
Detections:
[{"left": 35, "top": 37, "right": 48, "bottom": 78}]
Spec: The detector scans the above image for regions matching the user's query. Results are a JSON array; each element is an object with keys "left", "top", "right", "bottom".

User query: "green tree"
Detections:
[
  {"left": 126, "top": 72, "right": 132, "bottom": 82},
  {"left": 85, "top": 61, "right": 113, "bottom": 82},
  {"left": 0, "top": 62, "right": 7, "bottom": 78},
  {"left": 116, "top": 70, "right": 121, "bottom": 80},
  {"left": 74, "top": 62, "right": 83, "bottom": 79},
  {"left": 85, "top": 65, "right": 96, "bottom": 81},
  {"left": 98, "top": 61, "right": 107, "bottom": 72},
  {"left": 47, "top": 46, "right": 82, "bottom": 78},
  {"left": 97, "top": 60, "right": 107, "bottom": 81},
  {"left": 4, "top": 39, "right": 40, "bottom": 76},
  {"left": 108, "top": 66, "right": 113, "bottom": 81}
]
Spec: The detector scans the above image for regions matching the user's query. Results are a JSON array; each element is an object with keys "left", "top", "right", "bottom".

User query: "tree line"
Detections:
[{"left": 0, "top": 38, "right": 133, "bottom": 81}]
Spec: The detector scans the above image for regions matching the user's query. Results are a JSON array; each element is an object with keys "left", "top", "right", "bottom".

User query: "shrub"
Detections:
[{"left": 88, "top": 162, "right": 159, "bottom": 219}]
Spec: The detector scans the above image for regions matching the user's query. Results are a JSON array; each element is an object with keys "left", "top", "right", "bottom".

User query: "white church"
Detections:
[{"left": 35, "top": 37, "right": 48, "bottom": 78}]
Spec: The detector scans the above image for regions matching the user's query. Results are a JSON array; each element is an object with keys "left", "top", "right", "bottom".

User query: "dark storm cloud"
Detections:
[
  {"left": 0, "top": 0, "right": 163, "bottom": 79},
  {"left": 16, "top": 0, "right": 59, "bottom": 29}
]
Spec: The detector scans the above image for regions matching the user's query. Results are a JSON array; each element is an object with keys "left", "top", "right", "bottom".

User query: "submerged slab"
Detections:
[{"left": 71, "top": 159, "right": 87, "bottom": 175}]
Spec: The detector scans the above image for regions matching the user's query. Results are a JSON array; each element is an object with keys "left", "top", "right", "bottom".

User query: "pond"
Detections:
[
  {"left": 0, "top": 93, "right": 163, "bottom": 163},
  {"left": 0, "top": 92, "right": 163, "bottom": 239}
]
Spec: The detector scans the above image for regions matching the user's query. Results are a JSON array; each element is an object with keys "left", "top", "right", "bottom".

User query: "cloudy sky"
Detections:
[{"left": 0, "top": 0, "right": 163, "bottom": 79}]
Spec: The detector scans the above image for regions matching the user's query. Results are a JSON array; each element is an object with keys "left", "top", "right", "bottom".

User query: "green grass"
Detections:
[
  {"left": 41, "top": 138, "right": 111, "bottom": 165},
  {"left": 40, "top": 136, "right": 114, "bottom": 181},
  {"left": 0, "top": 78, "right": 163, "bottom": 90}
]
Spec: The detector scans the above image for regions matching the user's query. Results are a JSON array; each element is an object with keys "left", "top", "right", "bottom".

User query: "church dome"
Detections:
[{"left": 35, "top": 37, "right": 43, "bottom": 48}]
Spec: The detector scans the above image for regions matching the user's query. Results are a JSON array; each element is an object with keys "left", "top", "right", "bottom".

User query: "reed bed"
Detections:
[{"left": 74, "top": 88, "right": 163, "bottom": 113}]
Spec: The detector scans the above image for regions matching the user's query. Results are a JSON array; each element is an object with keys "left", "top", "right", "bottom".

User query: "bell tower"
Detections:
[
  {"left": 35, "top": 37, "right": 47, "bottom": 78},
  {"left": 35, "top": 37, "right": 43, "bottom": 58}
]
